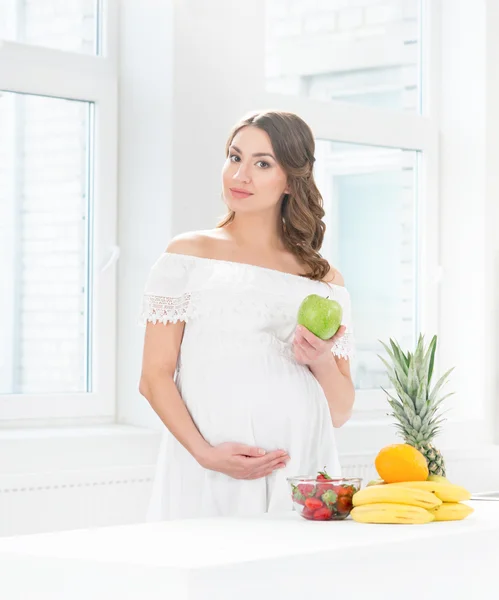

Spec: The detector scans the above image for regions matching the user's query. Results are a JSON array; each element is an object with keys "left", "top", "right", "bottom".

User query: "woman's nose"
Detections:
[{"left": 233, "top": 163, "right": 250, "bottom": 183}]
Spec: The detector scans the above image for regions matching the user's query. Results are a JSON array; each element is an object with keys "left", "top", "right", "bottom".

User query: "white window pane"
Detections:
[
  {"left": 316, "top": 140, "right": 418, "bottom": 389},
  {"left": 265, "top": 0, "right": 421, "bottom": 113},
  {"left": 0, "top": 92, "right": 93, "bottom": 394},
  {"left": 0, "top": 0, "right": 100, "bottom": 55}
]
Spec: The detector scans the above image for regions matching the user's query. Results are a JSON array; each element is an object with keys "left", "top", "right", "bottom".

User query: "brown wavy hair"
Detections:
[{"left": 217, "top": 110, "right": 332, "bottom": 282}]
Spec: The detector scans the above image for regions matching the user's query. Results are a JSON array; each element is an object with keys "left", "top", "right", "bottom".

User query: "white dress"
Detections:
[{"left": 140, "top": 252, "right": 355, "bottom": 521}]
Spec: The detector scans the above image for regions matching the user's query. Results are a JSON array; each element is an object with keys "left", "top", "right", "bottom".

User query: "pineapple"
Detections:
[{"left": 377, "top": 334, "right": 454, "bottom": 477}]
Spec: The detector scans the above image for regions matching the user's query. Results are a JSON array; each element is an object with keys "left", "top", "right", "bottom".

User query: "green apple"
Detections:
[{"left": 297, "top": 294, "right": 343, "bottom": 340}]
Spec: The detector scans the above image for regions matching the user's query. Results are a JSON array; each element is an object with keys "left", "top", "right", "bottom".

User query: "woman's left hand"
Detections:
[{"left": 292, "top": 324, "right": 346, "bottom": 367}]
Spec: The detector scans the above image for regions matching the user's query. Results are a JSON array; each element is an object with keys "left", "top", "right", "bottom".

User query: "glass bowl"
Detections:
[{"left": 286, "top": 476, "right": 362, "bottom": 521}]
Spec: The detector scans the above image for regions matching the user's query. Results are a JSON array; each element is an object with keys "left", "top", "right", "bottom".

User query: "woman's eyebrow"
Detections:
[{"left": 230, "top": 145, "right": 275, "bottom": 160}]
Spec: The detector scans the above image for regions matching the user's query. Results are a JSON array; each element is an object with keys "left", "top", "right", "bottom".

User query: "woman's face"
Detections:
[{"left": 222, "top": 126, "right": 289, "bottom": 215}]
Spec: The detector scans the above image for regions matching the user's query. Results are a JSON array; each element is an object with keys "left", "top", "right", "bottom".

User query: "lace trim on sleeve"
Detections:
[
  {"left": 141, "top": 293, "right": 192, "bottom": 324},
  {"left": 331, "top": 331, "right": 355, "bottom": 360}
]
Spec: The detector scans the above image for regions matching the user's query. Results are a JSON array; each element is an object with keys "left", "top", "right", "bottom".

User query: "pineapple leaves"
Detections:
[
  {"left": 429, "top": 367, "right": 455, "bottom": 404},
  {"left": 407, "top": 334, "right": 425, "bottom": 399},
  {"left": 378, "top": 339, "right": 396, "bottom": 362},
  {"left": 425, "top": 335, "right": 438, "bottom": 387},
  {"left": 377, "top": 333, "right": 456, "bottom": 447},
  {"left": 415, "top": 370, "right": 427, "bottom": 412},
  {"left": 406, "top": 360, "right": 418, "bottom": 399},
  {"left": 386, "top": 372, "right": 417, "bottom": 412},
  {"left": 389, "top": 339, "right": 410, "bottom": 375},
  {"left": 418, "top": 400, "right": 429, "bottom": 420},
  {"left": 377, "top": 342, "right": 407, "bottom": 384},
  {"left": 380, "top": 387, "right": 412, "bottom": 426}
]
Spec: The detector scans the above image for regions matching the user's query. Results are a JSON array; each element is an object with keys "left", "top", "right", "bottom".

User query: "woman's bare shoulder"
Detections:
[
  {"left": 323, "top": 265, "right": 345, "bottom": 287},
  {"left": 165, "top": 230, "right": 220, "bottom": 258}
]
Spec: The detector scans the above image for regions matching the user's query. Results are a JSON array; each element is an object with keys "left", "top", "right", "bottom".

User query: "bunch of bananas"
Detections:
[{"left": 350, "top": 480, "right": 473, "bottom": 525}]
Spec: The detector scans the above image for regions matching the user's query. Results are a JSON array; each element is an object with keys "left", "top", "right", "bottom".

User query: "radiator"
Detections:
[
  {"left": 0, "top": 466, "right": 154, "bottom": 537},
  {"left": 1, "top": 452, "right": 496, "bottom": 537}
]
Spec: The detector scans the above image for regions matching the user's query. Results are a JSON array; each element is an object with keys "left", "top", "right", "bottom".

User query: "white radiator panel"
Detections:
[
  {"left": 1, "top": 452, "right": 498, "bottom": 537},
  {"left": 0, "top": 466, "right": 154, "bottom": 537}
]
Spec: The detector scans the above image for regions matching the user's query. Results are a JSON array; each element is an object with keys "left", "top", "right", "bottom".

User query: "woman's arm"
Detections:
[
  {"left": 139, "top": 320, "right": 212, "bottom": 462},
  {"left": 140, "top": 320, "right": 290, "bottom": 476},
  {"left": 309, "top": 356, "right": 355, "bottom": 428}
]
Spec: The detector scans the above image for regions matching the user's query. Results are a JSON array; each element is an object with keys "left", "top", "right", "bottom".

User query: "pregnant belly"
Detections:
[{"left": 176, "top": 354, "right": 330, "bottom": 451}]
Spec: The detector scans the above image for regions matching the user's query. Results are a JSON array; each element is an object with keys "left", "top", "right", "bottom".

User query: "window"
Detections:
[
  {"left": 315, "top": 141, "right": 419, "bottom": 391},
  {"left": 0, "top": 0, "right": 101, "bottom": 55},
  {"left": 0, "top": 93, "right": 93, "bottom": 395},
  {"left": 262, "top": 0, "right": 437, "bottom": 415},
  {"left": 0, "top": 1, "right": 117, "bottom": 421},
  {"left": 265, "top": 0, "right": 421, "bottom": 112}
]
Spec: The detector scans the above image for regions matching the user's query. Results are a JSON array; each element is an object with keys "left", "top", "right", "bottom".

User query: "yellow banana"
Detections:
[
  {"left": 352, "top": 485, "right": 441, "bottom": 510},
  {"left": 351, "top": 503, "right": 434, "bottom": 525},
  {"left": 427, "top": 474, "right": 449, "bottom": 484},
  {"left": 430, "top": 502, "right": 474, "bottom": 521},
  {"left": 389, "top": 481, "right": 471, "bottom": 502},
  {"left": 366, "top": 479, "right": 386, "bottom": 487}
]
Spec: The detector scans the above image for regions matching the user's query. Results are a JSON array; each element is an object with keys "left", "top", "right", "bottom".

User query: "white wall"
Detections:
[
  {"left": 438, "top": 0, "right": 487, "bottom": 428},
  {"left": 485, "top": 0, "right": 499, "bottom": 443},
  {"left": 116, "top": 0, "right": 175, "bottom": 430}
]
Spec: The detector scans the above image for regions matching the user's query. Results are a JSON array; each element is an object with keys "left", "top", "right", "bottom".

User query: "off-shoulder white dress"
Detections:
[{"left": 140, "top": 252, "right": 355, "bottom": 520}]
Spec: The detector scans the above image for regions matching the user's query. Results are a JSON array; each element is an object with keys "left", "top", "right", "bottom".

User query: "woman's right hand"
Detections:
[{"left": 198, "top": 442, "right": 290, "bottom": 480}]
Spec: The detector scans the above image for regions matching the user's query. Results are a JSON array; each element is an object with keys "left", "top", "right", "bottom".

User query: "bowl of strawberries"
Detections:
[{"left": 287, "top": 467, "right": 361, "bottom": 521}]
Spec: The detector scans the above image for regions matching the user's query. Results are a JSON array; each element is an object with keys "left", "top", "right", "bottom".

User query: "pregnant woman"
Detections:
[{"left": 139, "top": 110, "right": 356, "bottom": 520}]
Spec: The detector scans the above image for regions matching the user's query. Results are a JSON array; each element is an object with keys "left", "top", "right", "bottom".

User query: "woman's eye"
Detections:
[{"left": 229, "top": 154, "right": 270, "bottom": 169}]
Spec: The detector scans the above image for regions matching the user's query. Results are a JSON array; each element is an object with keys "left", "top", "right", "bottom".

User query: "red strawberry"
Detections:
[
  {"left": 313, "top": 507, "right": 333, "bottom": 520},
  {"left": 304, "top": 497, "right": 323, "bottom": 511},
  {"left": 291, "top": 485, "right": 306, "bottom": 505},
  {"left": 314, "top": 467, "right": 335, "bottom": 495},
  {"left": 317, "top": 466, "right": 332, "bottom": 481},
  {"left": 337, "top": 495, "right": 353, "bottom": 513},
  {"left": 301, "top": 506, "right": 315, "bottom": 520},
  {"left": 337, "top": 485, "right": 355, "bottom": 498},
  {"left": 315, "top": 482, "right": 335, "bottom": 497},
  {"left": 297, "top": 483, "right": 316, "bottom": 497},
  {"left": 291, "top": 483, "right": 316, "bottom": 506},
  {"left": 332, "top": 484, "right": 349, "bottom": 497}
]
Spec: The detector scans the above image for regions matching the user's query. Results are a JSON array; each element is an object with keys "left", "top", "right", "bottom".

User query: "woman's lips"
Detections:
[{"left": 230, "top": 188, "right": 253, "bottom": 199}]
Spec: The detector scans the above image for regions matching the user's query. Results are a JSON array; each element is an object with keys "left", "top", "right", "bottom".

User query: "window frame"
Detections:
[
  {"left": 0, "top": 0, "right": 118, "bottom": 423},
  {"left": 259, "top": 0, "right": 440, "bottom": 419}
]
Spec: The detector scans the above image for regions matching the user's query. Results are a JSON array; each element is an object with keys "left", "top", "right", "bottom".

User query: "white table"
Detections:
[{"left": 0, "top": 501, "right": 497, "bottom": 600}]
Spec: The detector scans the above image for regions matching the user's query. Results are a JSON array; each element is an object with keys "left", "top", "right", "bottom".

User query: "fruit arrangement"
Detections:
[
  {"left": 287, "top": 468, "right": 361, "bottom": 521},
  {"left": 350, "top": 444, "right": 474, "bottom": 525},
  {"left": 285, "top": 335, "right": 476, "bottom": 526}
]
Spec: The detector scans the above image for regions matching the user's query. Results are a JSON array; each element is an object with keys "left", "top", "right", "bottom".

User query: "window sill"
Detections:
[
  {"left": 0, "top": 417, "right": 495, "bottom": 477},
  {"left": 0, "top": 424, "right": 160, "bottom": 475}
]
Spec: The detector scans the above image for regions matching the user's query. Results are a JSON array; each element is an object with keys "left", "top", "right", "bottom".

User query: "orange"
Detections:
[{"left": 375, "top": 444, "right": 429, "bottom": 483}]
